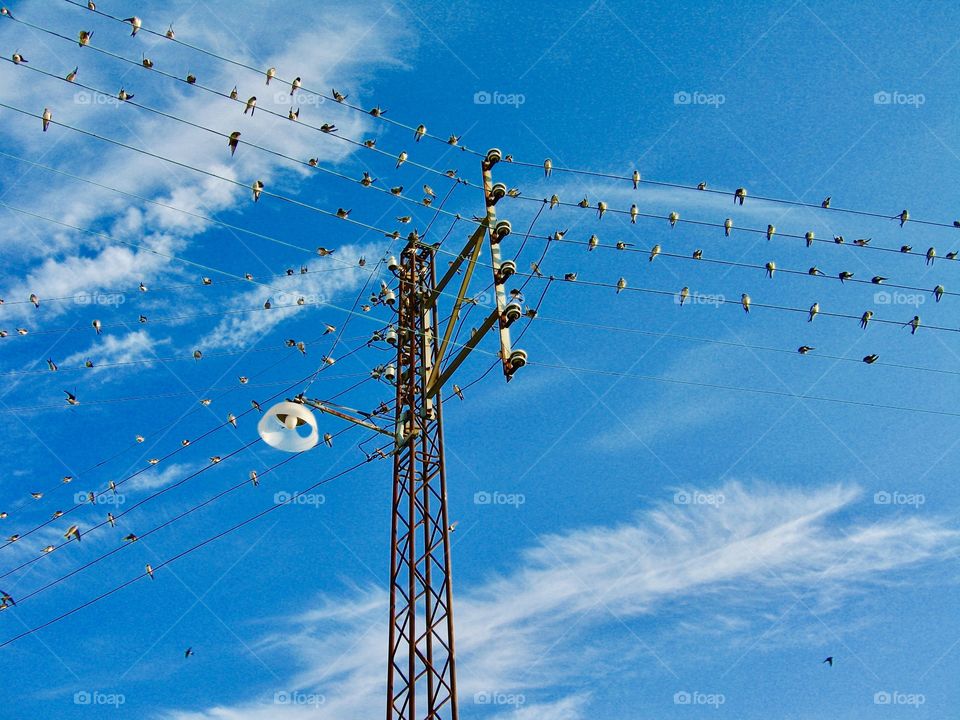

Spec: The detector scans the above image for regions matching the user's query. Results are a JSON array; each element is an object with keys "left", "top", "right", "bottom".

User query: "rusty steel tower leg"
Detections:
[{"left": 387, "top": 239, "right": 459, "bottom": 720}]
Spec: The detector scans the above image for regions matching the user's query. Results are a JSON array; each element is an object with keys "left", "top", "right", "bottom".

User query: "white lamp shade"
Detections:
[{"left": 258, "top": 401, "right": 319, "bottom": 452}]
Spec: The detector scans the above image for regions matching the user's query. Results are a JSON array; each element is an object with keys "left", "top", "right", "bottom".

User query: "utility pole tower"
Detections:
[{"left": 385, "top": 148, "right": 527, "bottom": 719}]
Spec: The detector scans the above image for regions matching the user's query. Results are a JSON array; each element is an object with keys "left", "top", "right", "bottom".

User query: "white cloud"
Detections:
[{"left": 158, "top": 480, "right": 960, "bottom": 719}]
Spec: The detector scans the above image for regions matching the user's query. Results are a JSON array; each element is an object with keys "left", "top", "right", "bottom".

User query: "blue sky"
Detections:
[{"left": 2, "top": 0, "right": 960, "bottom": 717}]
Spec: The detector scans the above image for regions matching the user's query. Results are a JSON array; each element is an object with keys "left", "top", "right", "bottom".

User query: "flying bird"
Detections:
[
  {"left": 823, "top": 657, "right": 833, "bottom": 666},
  {"left": 92, "top": 319, "right": 101, "bottom": 334},
  {"left": 64, "top": 524, "right": 81, "bottom": 542},
  {"left": 65, "top": 390, "right": 79, "bottom": 406}
]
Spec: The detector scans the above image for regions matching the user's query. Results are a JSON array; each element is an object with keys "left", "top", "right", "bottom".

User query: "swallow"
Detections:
[
  {"left": 288, "top": 107, "right": 299, "bottom": 121},
  {"left": 47, "top": 358, "right": 57, "bottom": 371},
  {"left": 65, "top": 524, "right": 81, "bottom": 542},
  {"left": 142, "top": 55, "right": 153, "bottom": 68},
  {"left": 805, "top": 231, "right": 815, "bottom": 247},
  {"left": 898, "top": 209, "right": 909, "bottom": 227},
  {"left": 139, "top": 282, "right": 147, "bottom": 292},
  {"left": 265, "top": 67, "right": 276, "bottom": 85},
  {"left": 0, "top": 7, "right": 13, "bottom": 19},
  {"left": 66, "top": 66, "right": 78, "bottom": 82},
  {"left": 597, "top": 201, "right": 608, "bottom": 220},
  {"left": 838, "top": 271, "right": 854, "bottom": 283},
  {"left": 679, "top": 287, "right": 690, "bottom": 306},
  {"left": 336, "top": 208, "right": 351, "bottom": 219},
  {"left": 578, "top": 196, "right": 589, "bottom": 208},
  {"left": 209, "top": 456, "right": 221, "bottom": 464},
  {"left": 823, "top": 657, "right": 833, "bottom": 666},
  {"left": 228, "top": 131, "right": 241, "bottom": 156},
  {"left": 871, "top": 276, "right": 887, "bottom": 284},
  {"left": 863, "top": 354, "right": 878, "bottom": 364},
  {"left": 766, "top": 224, "right": 775, "bottom": 241},
  {"left": 185, "top": 647, "right": 194, "bottom": 658},
  {"left": 124, "top": 16, "right": 142, "bottom": 35},
  {"left": 453, "top": 384, "right": 464, "bottom": 400},
  {"left": 734, "top": 187, "right": 746, "bottom": 205},
  {"left": 853, "top": 238, "right": 871, "bottom": 246},
  {"left": 630, "top": 204, "right": 638, "bottom": 223},
  {"left": 947, "top": 251, "right": 958, "bottom": 260},
  {"left": 741, "top": 293, "right": 751, "bottom": 313},
  {"left": 697, "top": 181, "right": 707, "bottom": 190},
  {"left": 30, "top": 293, "right": 39, "bottom": 307},
  {"left": 396, "top": 151, "right": 407, "bottom": 168},
  {"left": 42, "top": 545, "right": 55, "bottom": 553},
  {"left": 370, "top": 106, "right": 385, "bottom": 117},
  {"left": 926, "top": 247, "right": 936, "bottom": 265},
  {"left": 227, "top": 413, "right": 237, "bottom": 428},
  {"left": 323, "top": 433, "right": 333, "bottom": 447},
  {"left": 252, "top": 179, "right": 264, "bottom": 201},
  {"left": 124, "top": 533, "right": 138, "bottom": 542},
  {"left": 79, "top": 30, "right": 93, "bottom": 46},
  {"left": 118, "top": 87, "right": 133, "bottom": 101},
  {"left": 798, "top": 346, "right": 814, "bottom": 354},
  {"left": 146, "top": 564, "right": 154, "bottom": 579},
  {"left": 186, "top": 74, "right": 196, "bottom": 84},
  {"left": 808, "top": 302, "right": 819, "bottom": 322},
  {"left": 833, "top": 235, "right": 844, "bottom": 244},
  {"left": 530, "top": 261, "right": 543, "bottom": 277},
  {"left": 250, "top": 470, "right": 259, "bottom": 486},
  {"left": 821, "top": 197, "right": 831, "bottom": 208},
  {"left": 229, "top": 86, "right": 238, "bottom": 100},
  {"left": 808, "top": 267, "right": 825, "bottom": 276},
  {"left": 649, "top": 244, "right": 661, "bottom": 262},
  {"left": 765, "top": 261, "right": 775, "bottom": 278},
  {"left": 934, "top": 285, "right": 945, "bottom": 302},
  {"left": 692, "top": 249, "right": 703, "bottom": 259},
  {"left": 908, "top": 315, "right": 920, "bottom": 335},
  {"left": 11, "top": 51, "right": 26, "bottom": 64},
  {"left": 290, "top": 76, "right": 301, "bottom": 95},
  {"left": 668, "top": 211, "right": 679, "bottom": 227},
  {"left": 543, "top": 158, "right": 552, "bottom": 177},
  {"left": 193, "top": 350, "right": 202, "bottom": 361},
  {"left": 244, "top": 96, "right": 256, "bottom": 115},
  {"left": 332, "top": 88, "right": 346, "bottom": 102},
  {"left": 252, "top": 400, "right": 262, "bottom": 412},
  {"left": 549, "top": 194, "right": 560, "bottom": 209},
  {"left": 564, "top": 273, "right": 577, "bottom": 282},
  {"left": 724, "top": 218, "right": 733, "bottom": 236},
  {"left": 860, "top": 311, "right": 872, "bottom": 329},
  {"left": 92, "top": 319, "right": 102, "bottom": 334},
  {"left": 65, "top": 390, "right": 79, "bottom": 405},
  {"left": 587, "top": 234, "right": 598, "bottom": 251},
  {"left": 616, "top": 277, "right": 627, "bottom": 294}
]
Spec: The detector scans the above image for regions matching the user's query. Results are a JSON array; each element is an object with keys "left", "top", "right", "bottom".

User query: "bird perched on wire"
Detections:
[
  {"left": 597, "top": 201, "right": 608, "bottom": 220},
  {"left": 724, "top": 218, "right": 733, "bottom": 236},
  {"left": 734, "top": 187, "right": 747, "bottom": 205},
  {"left": 678, "top": 287, "right": 690, "bottom": 306},
  {"left": 11, "top": 51, "right": 26, "bottom": 64},
  {"left": 808, "top": 303, "right": 819, "bottom": 322},
  {"left": 898, "top": 209, "right": 909, "bottom": 227},
  {"left": 630, "top": 204, "right": 638, "bottom": 223},
  {"left": 766, "top": 224, "right": 775, "bottom": 241},
  {"left": 244, "top": 96, "right": 256, "bottom": 115},
  {"left": 124, "top": 16, "right": 141, "bottom": 35},
  {"left": 900, "top": 245, "right": 912, "bottom": 253},
  {"left": 908, "top": 315, "right": 921, "bottom": 335},
  {"left": 252, "top": 180, "right": 264, "bottom": 202},
  {"left": 250, "top": 471, "right": 259, "bottom": 487},
  {"left": 543, "top": 158, "right": 552, "bottom": 177},
  {"left": 414, "top": 124, "right": 426, "bottom": 141},
  {"left": 805, "top": 231, "right": 815, "bottom": 247},
  {"left": 765, "top": 261, "right": 776, "bottom": 278},
  {"left": 838, "top": 271, "right": 854, "bottom": 283},
  {"left": 692, "top": 249, "right": 703, "bottom": 260},
  {"left": 741, "top": 294, "right": 751, "bottom": 313},
  {"left": 934, "top": 285, "right": 945, "bottom": 302},
  {"left": 228, "top": 131, "right": 241, "bottom": 156},
  {"left": 564, "top": 273, "right": 577, "bottom": 282},
  {"left": 336, "top": 208, "right": 351, "bottom": 219},
  {"left": 871, "top": 276, "right": 887, "bottom": 284},
  {"left": 821, "top": 197, "right": 831, "bottom": 208},
  {"left": 863, "top": 354, "right": 879, "bottom": 364},
  {"left": 649, "top": 245, "right": 661, "bottom": 262},
  {"left": 66, "top": 66, "right": 78, "bottom": 82},
  {"left": 860, "top": 311, "right": 872, "bottom": 329},
  {"left": 118, "top": 87, "right": 134, "bottom": 101},
  {"left": 30, "top": 293, "right": 39, "bottom": 307},
  {"left": 65, "top": 390, "right": 79, "bottom": 406},
  {"left": 668, "top": 211, "right": 679, "bottom": 227},
  {"left": 42, "top": 107, "right": 52, "bottom": 132},
  {"left": 808, "top": 267, "right": 825, "bottom": 276},
  {"left": 265, "top": 67, "right": 276, "bottom": 85},
  {"left": 798, "top": 346, "right": 815, "bottom": 354},
  {"left": 616, "top": 278, "right": 627, "bottom": 294},
  {"left": 549, "top": 194, "right": 560, "bottom": 209},
  {"left": 926, "top": 247, "right": 936, "bottom": 266}
]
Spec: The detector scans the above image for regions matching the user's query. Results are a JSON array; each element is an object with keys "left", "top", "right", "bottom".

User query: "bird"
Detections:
[
  {"left": 692, "top": 249, "right": 703, "bottom": 260},
  {"left": 30, "top": 293, "right": 39, "bottom": 307},
  {"left": 139, "top": 282, "right": 147, "bottom": 292},
  {"left": 252, "top": 180, "right": 264, "bottom": 202},
  {"left": 185, "top": 647, "right": 194, "bottom": 658},
  {"left": 823, "top": 657, "right": 833, "bottom": 667},
  {"left": 124, "top": 533, "right": 138, "bottom": 542},
  {"left": 898, "top": 209, "right": 909, "bottom": 227},
  {"left": 697, "top": 181, "right": 707, "bottom": 190},
  {"left": 135, "top": 435, "right": 144, "bottom": 443},
  {"left": 424, "top": 184, "right": 437, "bottom": 198},
  {"left": 853, "top": 238, "right": 871, "bottom": 246},
  {"left": 926, "top": 247, "right": 936, "bottom": 266},
  {"left": 453, "top": 384, "right": 464, "bottom": 400},
  {"left": 798, "top": 346, "right": 815, "bottom": 354},
  {"left": 30, "top": 492, "right": 42, "bottom": 500},
  {"left": 530, "top": 261, "right": 543, "bottom": 277},
  {"left": 947, "top": 251, "right": 958, "bottom": 260},
  {"left": 630, "top": 204, "right": 638, "bottom": 223},
  {"left": 210, "top": 455, "right": 222, "bottom": 464},
  {"left": 564, "top": 273, "right": 577, "bottom": 282},
  {"left": 632, "top": 170, "right": 640, "bottom": 189},
  {"left": 871, "top": 276, "right": 887, "bottom": 284},
  {"left": 396, "top": 151, "right": 407, "bottom": 168},
  {"left": 360, "top": 172, "right": 375, "bottom": 187},
  {"left": 616, "top": 241, "right": 633, "bottom": 250},
  {"left": 679, "top": 287, "right": 690, "bottom": 306},
  {"left": 901, "top": 245, "right": 912, "bottom": 253},
  {"left": 288, "top": 107, "right": 299, "bottom": 121},
  {"left": 47, "top": 358, "right": 58, "bottom": 372},
  {"left": 336, "top": 208, "right": 351, "bottom": 219},
  {"left": 118, "top": 87, "right": 133, "bottom": 101},
  {"left": 202, "top": 277, "right": 212, "bottom": 285},
  {"left": 250, "top": 471, "right": 259, "bottom": 487},
  {"left": 543, "top": 158, "right": 552, "bottom": 177},
  {"left": 65, "top": 390, "right": 79, "bottom": 406},
  {"left": 141, "top": 55, "right": 154, "bottom": 68},
  {"left": 252, "top": 400, "right": 262, "bottom": 412},
  {"left": 42, "top": 107, "right": 52, "bottom": 132},
  {"left": 332, "top": 88, "right": 347, "bottom": 102},
  {"left": 616, "top": 278, "right": 627, "bottom": 294},
  {"left": 244, "top": 96, "right": 256, "bottom": 115},
  {"left": 863, "top": 354, "right": 879, "bottom": 364},
  {"left": 0, "top": 7, "right": 13, "bottom": 19},
  {"left": 833, "top": 235, "right": 844, "bottom": 245},
  {"left": 414, "top": 124, "right": 426, "bottom": 142},
  {"left": 766, "top": 224, "right": 775, "bottom": 241},
  {"left": 42, "top": 545, "right": 55, "bottom": 554},
  {"left": 193, "top": 350, "right": 202, "bottom": 361},
  {"left": 448, "top": 521, "right": 459, "bottom": 533},
  {"left": 741, "top": 294, "right": 751, "bottom": 313},
  {"left": 597, "top": 201, "right": 608, "bottom": 220},
  {"left": 11, "top": 51, "right": 26, "bottom": 64},
  {"left": 186, "top": 74, "right": 197, "bottom": 84},
  {"left": 724, "top": 218, "right": 733, "bottom": 236},
  {"left": 838, "top": 271, "right": 854, "bottom": 283},
  {"left": 649, "top": 245, "right": 661, "bottom": 262},
  {"left": 265, "top": 67, "right": 276, "bottom": 85},
  {"left": 297, "top": 341, "right": 307, "bottom": 355},
  {"left": 808, "top": 267, "right": 825, "bottom": 276},
  {"left": 808, "top": 303, "right": 819, "bottom": 322},
  {"left": 227, "top": 413, "right": 237, "bottom": 428},
  {"left": 821, "top": 197, "right": 831, "bottom": 208},
  {"left": 805, "top": 231, "right": 815, "bottom": 247},
  {"left": 549, "top": 194, "right": 560, "bottom": 209},
  {"left": 909, "top": 315, "right": 921, "bottom": 335},
  {"left": 0, "top": 590, "right": 14, "bottom": 606},
  {"left": 765, "top": 261, "right": 776, "bottom": 278},
  {"left": 228, "top": 131, "right": 241, "bottom": 156},
  {"left": 934, "top": 285, "right": 945, "bottom": 302},
  {"left": 578, "top": 196, "right": 590, "bottom": 208},
  {"left": 290, "top": 76, "right": 301, "bottom": 95},
  {"left": 587, "top": 235, "right": 599, "bottom": 251},
  {"left": 324, "top": 433, "right": 333, "bottom": 447},
  {"left": 229, "top": 86, "right": 238, "bottom": 100},
  {"left": 239, "top": 376, "right": 249, "bottom": 384},
  {"left": 123, "top": 16, "right": 142, "bottom": 35},
  {"left": 860, "top": 311, "right": 873, "bottom": 329},
  {"left": 65, "top": 524, "right": 81, "bottom": 542},
  {"left": 734, "top": 187, "right": 747, "bottom": 205},
  {"left": 66, "top": 66, "right": 78, "bottom": 82},
  {"left": 92, "top": 319, "right": 102, "bottom": 334},
  {"left": 668, "top": 211, "right": 679, "bottom": 227},
  {"left": 146, "top": 564, "right": 154, "bottom": 579}
]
